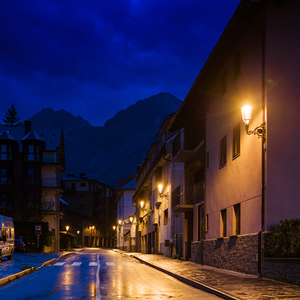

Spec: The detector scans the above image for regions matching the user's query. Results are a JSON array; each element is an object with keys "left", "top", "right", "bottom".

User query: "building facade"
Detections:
[
  {"left": 0, "top": 121, "right": 65, "bottom": 251},
  {"left": 168, "top": 0, "right": 300, "bottom": 275},
  {"left": 61, "top": 173, "right": 116, "bottom": 247},
  {"left": 116, "top": 179, "right": 136, "bottom": 251},
  {"left": 133, "top": 114, "right": 185, "bottom": 257}
]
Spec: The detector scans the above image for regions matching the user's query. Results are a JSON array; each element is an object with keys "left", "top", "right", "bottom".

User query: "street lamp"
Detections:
[
  {"left": 241, "top": 105, "right": 265, "bottom": 138},
  {"left": 77, "top": 231, "right": 80, "bottom": 249},
  {"left": 66, "top": 226, "right": 70, "bottom": 250},
  {"left": 129, "top": 216, "right": 133, "bottom": 223},
  {"left": 140, "top": 200, "right": 144, "bottom": 209},
  {"left": 91, "top": 226, "right": 95, "bottom": 247}
]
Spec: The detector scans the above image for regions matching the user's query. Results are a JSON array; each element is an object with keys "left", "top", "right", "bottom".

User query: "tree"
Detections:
[{"left": 3, "top": 104, "right": 21, "bottom": 126}]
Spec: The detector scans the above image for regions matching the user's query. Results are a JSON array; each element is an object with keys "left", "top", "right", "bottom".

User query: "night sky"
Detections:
[{"left": 0, "top": 0, "right": 239, "bottom": 126}]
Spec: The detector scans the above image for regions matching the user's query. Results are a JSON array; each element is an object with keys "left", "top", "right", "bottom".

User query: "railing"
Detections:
[
  {"left": 63, "top": 185, "right": 76, "bottom": 191},
  {"left": 172, "top": 184, "right": 204, "bottom": 208},
  {"left": 43, "top": 153, "right": 60, "bottom": 164},
  {"left": 172, "top": 134, "right": 182, "bottom": 158},
  {"left": 41, "top": 178, "right": 62, "bottom": 188}
]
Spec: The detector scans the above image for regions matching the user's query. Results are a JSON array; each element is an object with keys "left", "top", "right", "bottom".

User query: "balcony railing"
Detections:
[
  {"left": 172, "top": 184, "right": 204, "bottom": 210},
  {"left": 43, "top": 153, "right": 60, "bottom": 164},
  {"left": 41, "top": 178, "right": 62, "bottom": 188}
]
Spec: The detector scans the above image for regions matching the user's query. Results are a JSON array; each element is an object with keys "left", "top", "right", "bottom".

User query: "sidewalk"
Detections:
[
  {"left": 0, "top": 250, "right": 78, "bottom": 287},
  {"left": 113, "top": 249, "right": 300, "bottom": 300}
]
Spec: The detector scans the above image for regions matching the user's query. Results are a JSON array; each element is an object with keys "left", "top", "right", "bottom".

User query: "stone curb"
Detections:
[{"left": 0, "top": 251, "right": 76, "bottom": 287}]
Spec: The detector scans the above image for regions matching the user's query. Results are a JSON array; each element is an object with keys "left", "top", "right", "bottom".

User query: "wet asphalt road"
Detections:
[{"left": 0, "top": 248, "right": 221, "bottom": 299}]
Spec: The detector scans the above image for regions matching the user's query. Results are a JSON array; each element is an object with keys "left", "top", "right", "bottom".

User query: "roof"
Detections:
[
  {"left": 21, "top": 130, "right": 44, "bottom": 141},
  {"left": 0, "top": 125, "right": 63, "bottom": 151},
  {"left": 121, "top": 179, "right": 137, "bottom": 190},
  {"left": 0, "top": 130, "right": 17, "bottom": 141}
]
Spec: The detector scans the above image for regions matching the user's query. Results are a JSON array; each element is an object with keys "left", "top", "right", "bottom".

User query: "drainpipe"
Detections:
[{"left": 236, "top": 8, "right": 267, "bottom": 277}]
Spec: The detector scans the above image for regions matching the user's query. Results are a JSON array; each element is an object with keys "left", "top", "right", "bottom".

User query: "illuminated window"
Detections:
[
  {"left": 220, "top": 136, "right": 227, "bottom": 167},
  {"left": 233, "top": 123, "right": 240, "bottom": 159},
  {"left": 220, "top": 209, "right": 227, "bottom": 237}
]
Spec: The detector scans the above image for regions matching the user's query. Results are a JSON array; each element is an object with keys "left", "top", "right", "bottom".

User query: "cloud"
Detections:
[{"left": 0, "top": 0, "right": 239, "bottom": 126}]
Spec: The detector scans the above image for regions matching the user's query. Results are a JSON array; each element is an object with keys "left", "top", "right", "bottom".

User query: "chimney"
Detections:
[
  {"left": 24, "top": 120, "right": 32, "bottom": 135},
  {"left": 80, "top": 172, "right": 85, "bottom": 178}
]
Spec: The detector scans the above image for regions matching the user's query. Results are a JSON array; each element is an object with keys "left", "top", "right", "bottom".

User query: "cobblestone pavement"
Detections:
[{"left": 114, "top": 250, "right": 300, "bottom": 300}]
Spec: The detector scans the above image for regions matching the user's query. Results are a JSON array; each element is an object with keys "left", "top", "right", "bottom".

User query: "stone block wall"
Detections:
[
  {"left": 191, "top": 234, "right": 259, "bottom": 275},
  {"left": 191, "top": 241, "right": 202, "bottom": 264}
]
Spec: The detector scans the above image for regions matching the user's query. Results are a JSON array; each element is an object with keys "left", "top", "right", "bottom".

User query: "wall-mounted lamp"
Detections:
[
  {"left": 158, "top": 183, "right": 169, "bottom": 200},
  {"left": 118, "top": 219, "right": 122, "bottom": 226},
  {"left": 129, "top": 216, "right": 134, "bottom": 223},
  {"left": 113, "top": 226, "right": 116, "bottom": 231},
  {"left": 140, "top": 200, "right": 144, "bottom": 208},
  {"left": 66, "top": 226, "right": 69, "bottom": 232},
  {"left": 158, "top": 184, "right": 163, "bottom": 194},
  {"left": 241, "top": 105, "right": 265, "bottom": 138}
]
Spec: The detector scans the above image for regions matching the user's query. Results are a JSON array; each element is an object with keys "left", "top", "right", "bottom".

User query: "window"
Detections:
[
  {"left": 26, "top": 145, "right": 40, "bottom": 161},
  {"left": 0, "top": 193, "right": 8, "bottom": 208},
  {"left": 206, "top": 151, "right": 209, "bottom": 170},
  {"left": 233, "top": 52, "right": 241, "bottom": 81},
  {"left": 233, "top": 204, "right": 241, "bottom": 235},
  {"left": 1, "top": 145, "right": 12, "bottom": 161},
  {"left": 220, "top": 209, "right": 227, "bottom": 237},
  {"left": 27, "top": 169, "right": 39, "bottom": 185},
  {"left": 198, "top": 204, "right": 204, "bottom": 240},
  {"left": 233, "top": 123, "right": 240, "bottom": 159},
  {"left": 164, "top": 209, "right": 168, "bottom": 225},
  {"left": 221, "top": 71, "right": 227, "bottom": 96},
  {"left": 206, "top": 214, "right": 209, "bottom": 231},
  {"left": 0, "top": 169, "right": 7, "bottom": 184},
  {"left": 220, "top": 136, "right": 227, "bottom": 167},
  {"left": 80, "top": 182, "right": 85, "bottom": 187}
]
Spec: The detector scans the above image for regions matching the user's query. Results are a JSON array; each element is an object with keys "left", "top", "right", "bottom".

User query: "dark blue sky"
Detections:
[{"left": 0, "top": 0, "right": 239, "bottom": 126}]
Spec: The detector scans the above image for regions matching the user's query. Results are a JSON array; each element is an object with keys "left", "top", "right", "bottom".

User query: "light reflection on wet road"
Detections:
[{"left": 0, "top": 249, "right": 221, "bottom": 299}]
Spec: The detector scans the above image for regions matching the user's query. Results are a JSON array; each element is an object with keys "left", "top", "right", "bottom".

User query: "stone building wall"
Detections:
[{"left": 191, "top": 233, "right": 259, "bottom": 275}]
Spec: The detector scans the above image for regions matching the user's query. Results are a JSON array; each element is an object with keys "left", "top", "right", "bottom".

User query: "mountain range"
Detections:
[{"left": 29, "top": 92, "right": 182, "bottom": 188}]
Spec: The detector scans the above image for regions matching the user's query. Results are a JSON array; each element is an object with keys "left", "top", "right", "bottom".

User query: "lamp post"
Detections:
[
  {"left": 66, "top": 226, "right": 70, "bottom": 250},
  {"left": 118, "top": 219, "right": 122, "bottom": 250},
  {"left": 77, "top": 231, "right": 80, "bottom": 249},
  {"left": 113, "top": 226, "right": 116, "bottom": 247},
  {"left": 91, "top": 226, "right": 95, "bottom": 247}
]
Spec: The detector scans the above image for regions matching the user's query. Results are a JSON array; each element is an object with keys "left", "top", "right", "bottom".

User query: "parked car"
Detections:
[{"left": 14, "top": 237, "right": 25, "bottom": 253}]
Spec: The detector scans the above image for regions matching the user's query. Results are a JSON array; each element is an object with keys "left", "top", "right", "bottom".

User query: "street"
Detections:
[{"left": 0, "top": 248, "right": 222, "bottom": 299}]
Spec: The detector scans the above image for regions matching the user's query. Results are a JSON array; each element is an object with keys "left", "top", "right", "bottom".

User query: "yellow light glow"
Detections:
[
  {"left": 113, "top": 226, "right": 116, "bottom": 230},
  {"left": 241, "top": 105, "right": 252, "bottom": 124},
  {"left": 118, "top": 219, "right": 122, "bottom": 225},
  {"left": 140, "top": 200, "right": 144, "bottom": 208},
  {"left": 129, "top": 216, "right": 133, "bottom": 223},
  {"left": 158, "top": 184, "right": 163, "bottom": 194},
  {"left": 77, "top": 230, "right": 80, "bottom": 234},
  {"left": 66, "top": 226, "right": 69, "bottom": 231}
]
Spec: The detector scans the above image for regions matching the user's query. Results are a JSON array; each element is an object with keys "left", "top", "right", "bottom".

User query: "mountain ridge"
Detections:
[{"left": 28, "top": 92, "right": 182, "bottom": 187}]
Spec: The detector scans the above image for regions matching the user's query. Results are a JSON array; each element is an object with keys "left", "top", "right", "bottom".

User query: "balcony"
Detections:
[
  {"left": 41, "top": 178, "right": 62, "bottom": 188},
  {"left": 172, "top": 132, "right": 204, "bottom": 163},
  {"left": 172, "top": 184, "right": 204, "bottom": 212},
  {"left": 43, "top": 153, "right": 60, "bottom": 164}
]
